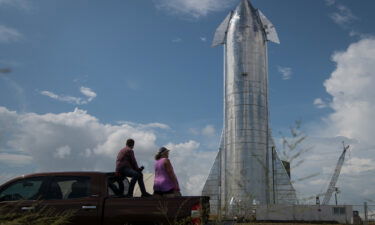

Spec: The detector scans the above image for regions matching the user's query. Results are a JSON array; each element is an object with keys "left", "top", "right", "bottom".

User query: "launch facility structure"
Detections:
[{"left": 202, "top": 0, "right": 297, "bottom": 217}]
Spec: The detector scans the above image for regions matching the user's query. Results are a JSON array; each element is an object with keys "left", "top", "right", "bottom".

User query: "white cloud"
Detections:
[
  {"left": 277, "top": 66, "right": 292, "bottom": 80},
  {"left": 200, "top": 37, "right": 207, "bottom": 42},
  {"left": 313, "top": 98, "right": 327, "bottom": 109},
  {"left": 0, "top": 107, "right": 159, "bottom": 172},
  {"left": 80, "top": 86, "right": 96, "bottom": 101},
  {"left": 0, "top": 0, "right": 31, "bottom": 10},
  {"left": 323, "top": 38, "right": 375, "bottom": 143},
  {"left": 341, "top": 157, "right": 375, "bottom": 175},
  {"left": 0, "top": 153, "right": 33, "bottom": 166},
  {"left": 308, "top": 178, "right": 327, "bottom": 186},
  {"left": 117, "top": 121, "right": 170, "bottom": 130},
  {"left": 0, "top": 106, "right": 214, "bottom": 195},
  {"left": 202, "top": 125, "right": 215, "bottom": 137},
  {"left": 54, "top": 146, "right": 71, "bottom": 159},
  {"left": 172, "top": 38, "right": 182, "bottom": 43},
  {"left": 154, "top": 0, "right": 236, "bottom": 18},
  {"left": 41, "top": 90, "right": 83, "bottom": 105},
  {"left": 189, "top": 125, "right": 217, "bottom": 138},
  {"left": 348, "top": 31, "right": 372, "bottom": 39},
  {"left": 293, "top": 38, "right": 375, "bottom": 204},
  {"left": 143, "top": 123, "right": 170, "bottom": 129},
  {"left": 0, "top": 25, "right": 23, "bottom": 43},
  {"left": 330, "top": 4, "right": 357, "bottom": 27},
  {"left": 189, "top": 128, "right": 199, "bottom": 135},
  {"left": 166, "top": 140, "right": 216, "bottom": 195},
  {"left": 40, "top": 86, "right": 97, "bottom": 105}
]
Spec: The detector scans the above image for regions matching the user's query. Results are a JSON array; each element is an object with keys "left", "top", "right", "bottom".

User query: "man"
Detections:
[{"left": 116, "top": 138, "right": 151, "bottom": 197}]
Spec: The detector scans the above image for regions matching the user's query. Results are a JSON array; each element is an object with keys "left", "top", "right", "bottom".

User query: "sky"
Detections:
[{"left": 1, "top": 0, "right": 375, "bottom": 207}]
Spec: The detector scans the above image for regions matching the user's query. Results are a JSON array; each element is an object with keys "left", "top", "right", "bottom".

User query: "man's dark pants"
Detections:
[{"left": 121, "top": 167, "right": 147, "bottom": 196}]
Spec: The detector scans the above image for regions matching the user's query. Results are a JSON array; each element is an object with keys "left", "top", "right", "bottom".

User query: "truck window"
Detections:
[
  {"left": 45, "top": 176, "right": 91, "bottom": 200},
  {"left": 107, "top": 176, "right": 129, "bottom": 197},
  {"left": 0, "top": 177, "right": 45, "bottom": 201}
]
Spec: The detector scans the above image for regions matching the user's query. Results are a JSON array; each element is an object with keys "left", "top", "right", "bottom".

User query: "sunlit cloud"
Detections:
[
  {"left": 0, "top": 25, "right": 23, "bottom": 43},
  {"left": 330, "top": 5, "right": 357, "bottom": 27},
  {"left": 172, "top": 38, "right": 183, "bottom": 43},
  {"left": 202, "top": 125, "right": 215, "bottom": 137},
  {"left": 0, "top": 153, "right": 33, "bottom": 166},
  {"left": 0, "top": 0, "right": 32, "bottom": 10},
  {"left": 40, "top": 86, "right": 97, "bottom": 105},
  {"left": 0, "top": 106, "right": 215, "bottom": 195},
  {"left": 294, "top": 38, "right": 375, "bottom": 204},
  {"left": 80, "top": 86, "right": 97, "bottom": 102},
  {"left": 277, "top": 66, "right": 292, "bottom": 80},
  {"left": 326, "top": 1, "right": 358, "bottom": 28},
  {"left": 313, "top": 98, "right": 328, "bottom": 109}
]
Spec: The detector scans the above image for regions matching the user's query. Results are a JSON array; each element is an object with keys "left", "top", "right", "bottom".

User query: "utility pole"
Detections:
[
  {"left": 334, "top": 187, "right": 340, "bottom": 205},
  {"left": 364, "top": 202, "right": 368, "bottom": 225}
]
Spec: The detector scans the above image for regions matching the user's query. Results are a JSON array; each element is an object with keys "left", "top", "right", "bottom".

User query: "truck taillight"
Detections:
[{"left": 191, "top": 203, "right": 201, "bottom": 225}]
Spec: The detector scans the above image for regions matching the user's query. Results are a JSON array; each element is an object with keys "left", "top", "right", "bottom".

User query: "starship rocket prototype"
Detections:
[{"left": 202, "top": 0, "right": 297, "bottom": 216}]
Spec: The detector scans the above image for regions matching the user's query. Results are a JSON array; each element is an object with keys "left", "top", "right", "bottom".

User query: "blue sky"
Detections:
[{"left": 1, "top": 0, "right": 375, "bottom": 206}]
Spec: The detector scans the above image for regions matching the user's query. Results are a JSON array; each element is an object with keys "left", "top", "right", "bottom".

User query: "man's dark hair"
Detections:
[{"left": 126, "top": 139, "right": 135, "bottom": 148}]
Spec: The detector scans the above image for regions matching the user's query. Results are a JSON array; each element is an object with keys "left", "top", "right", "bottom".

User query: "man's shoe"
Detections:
[{"left": 141, "top": 192, "right": 152, "bottom": 197}]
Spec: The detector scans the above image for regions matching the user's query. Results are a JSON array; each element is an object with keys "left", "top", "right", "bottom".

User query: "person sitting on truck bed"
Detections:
[
  {"left": 153, "top": 147, "right": 181, "bottom": 197},
  {"left": 116, "top": 138, "right": 152, "bottom": 197}
]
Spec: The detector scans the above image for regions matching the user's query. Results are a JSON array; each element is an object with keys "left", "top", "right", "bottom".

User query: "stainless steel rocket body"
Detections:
[
  {"left": 202, "top": 0, "right": 296, "bottom": 217},
  {"left": 222, "top": 0, "right": 269, "bottom": 205}
]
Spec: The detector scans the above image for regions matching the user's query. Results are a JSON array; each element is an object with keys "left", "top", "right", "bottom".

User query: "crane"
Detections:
[{"left": 322, "top": 142, "right": 350, "bottom": 205}]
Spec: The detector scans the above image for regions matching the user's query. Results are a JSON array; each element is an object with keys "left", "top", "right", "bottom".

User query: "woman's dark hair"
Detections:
[
  {"left": 155, "top": 147, "right": 168, "bottom": 160},
  {"left": 155, "top": 153, "right": 162, "bottom": 160},
  {"left": 126, "top": 139, "right": 135, "bottom": 148}
]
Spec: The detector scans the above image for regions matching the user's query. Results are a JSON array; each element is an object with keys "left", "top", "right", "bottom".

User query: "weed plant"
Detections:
[{"left": 0, "top": 201, "right": 75, "bottom": 225}]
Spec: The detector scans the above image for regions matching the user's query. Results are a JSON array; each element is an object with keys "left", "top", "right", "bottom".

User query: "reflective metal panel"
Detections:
[
  {"left": 202, "top": 0, "right": 297, "bottom": 218},
  {"left": 223, "top": 0, "right": 269, "bottom": 211}
]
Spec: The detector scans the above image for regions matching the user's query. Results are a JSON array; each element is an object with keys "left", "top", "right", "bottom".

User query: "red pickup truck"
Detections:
[{"left": 0, "top": 172, "right": 209, "bottom": 225}]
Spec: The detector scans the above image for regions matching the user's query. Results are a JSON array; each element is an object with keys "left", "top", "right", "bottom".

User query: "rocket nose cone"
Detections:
[
  {"left": 234, "top": 0, "right": 257, "bottom": 24},
  {"left": 237, "top": 0, "right": 255, "bottom": 11}
]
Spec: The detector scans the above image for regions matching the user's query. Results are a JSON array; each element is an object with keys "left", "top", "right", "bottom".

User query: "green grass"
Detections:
[{"left": 0, "top": 202, "right": 75, "bottom": 225}]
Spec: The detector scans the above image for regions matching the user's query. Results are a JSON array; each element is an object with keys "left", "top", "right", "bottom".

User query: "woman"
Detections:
[{"left": 153, "top": 147, "right": 181, "bottom": 197}]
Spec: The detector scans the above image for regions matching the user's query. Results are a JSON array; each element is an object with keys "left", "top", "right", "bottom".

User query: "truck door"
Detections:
[
  {"left": 0, "top": 176, "right": 48, "bottom": 215},
  {"left": 43, "top": 176, "right": 100, "bottom": 225}
]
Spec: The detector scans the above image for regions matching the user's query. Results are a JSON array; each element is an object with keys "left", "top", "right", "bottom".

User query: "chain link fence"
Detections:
[{"left": 351, "top": 203, "right": 375, "bottom": 225}]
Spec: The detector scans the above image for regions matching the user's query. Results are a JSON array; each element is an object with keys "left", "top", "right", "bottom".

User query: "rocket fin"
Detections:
[
  {"left": 257, "top": 10, "right": 280, "bottom": 44},
  {"left": 211, "top": 11, "right": 233, "bottom": 47},
  {"left": 268, "top": 130, "right": 298, "bottom": 204},
  {"left": 202, "top": 133, "right": 224, "bottom": 215}
]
